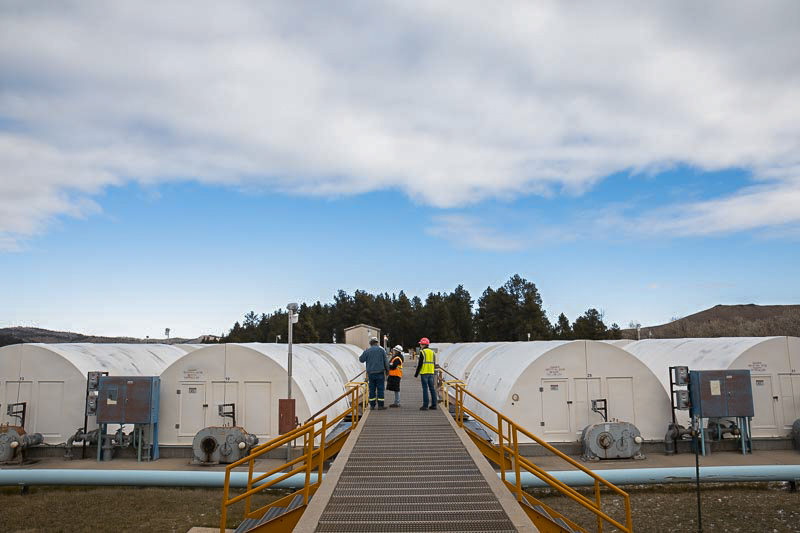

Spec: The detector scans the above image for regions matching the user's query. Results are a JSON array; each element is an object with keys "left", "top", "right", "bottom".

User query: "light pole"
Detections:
[
  {"left": 287, "top": 303, "right": 299, "bottom": 401},
  {"left": 286, "top": 303, "right": 299, "bottom": 461}
]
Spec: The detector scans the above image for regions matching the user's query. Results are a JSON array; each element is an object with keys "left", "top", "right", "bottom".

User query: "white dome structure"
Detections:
[
  {"left": 439, "top": 341, "right": 671, "bottom": 442},
  {"left": 158, "top": 343, "right": 358, "bottom": 445},
  {"left": 440, "top": 342, "right": 510, "bottom": 381},
  {"left": 0, "top": 343, "right": 191, "bottom": 443},
  {"left": 624, "top": 337, "right": 800, "bottom": 437}
]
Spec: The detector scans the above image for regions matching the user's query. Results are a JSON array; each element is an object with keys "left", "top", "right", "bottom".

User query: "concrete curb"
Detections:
[{"left": 292, "top": 407, "right": 372, "bottom": 533}]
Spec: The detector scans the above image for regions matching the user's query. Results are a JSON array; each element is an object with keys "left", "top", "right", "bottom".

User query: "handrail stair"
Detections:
[
  {"left": 441, "top": 370, "right": 633, "bottom": 533},
  {"left": 219, "top": 380, "right": 366, "bottom": 533}
]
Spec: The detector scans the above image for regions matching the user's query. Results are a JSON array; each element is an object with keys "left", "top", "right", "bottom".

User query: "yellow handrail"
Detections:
[
  {"left": 447, "top": 376, "right": 633, "bottom": 533},
  {"left": 220, "top": 382, "right": 366, "bottom": 532}
]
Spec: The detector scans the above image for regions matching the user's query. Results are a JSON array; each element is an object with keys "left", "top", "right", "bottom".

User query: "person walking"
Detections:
[
  {"left": 387, "top": 345, "right": 404, "bottom": 407},
  {"left": 359, "top": 337, "right": 389, "bottom": 410},
  {"left": 414, "top": 337, "right": 437, "bottom": 410}
]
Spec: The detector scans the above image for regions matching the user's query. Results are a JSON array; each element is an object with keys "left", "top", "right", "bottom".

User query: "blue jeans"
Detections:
[
  {"left": 368, "top": 373, "right": 385, "bottom": 408},
  {"left": 420, "top": 373, "right": 437, "bottom": 408}
]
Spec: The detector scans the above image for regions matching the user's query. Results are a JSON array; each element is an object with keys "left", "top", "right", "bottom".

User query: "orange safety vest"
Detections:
[{"left": 388, "top": 355, "right": 403, "bottom": 377}]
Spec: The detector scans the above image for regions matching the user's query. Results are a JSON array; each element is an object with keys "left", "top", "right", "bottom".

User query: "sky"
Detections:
[{"left": 1, "top": 1, "right": 799, "bottom": 339}]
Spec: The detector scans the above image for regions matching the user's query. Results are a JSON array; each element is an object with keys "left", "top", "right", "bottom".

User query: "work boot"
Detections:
[
  {"left": 428, "top": 406, "right": 437, "bottom": 410},
  {"left": 389, "top": 404, "right": 399, "bottom": 408},
  {"left": 419, "top": 406, "right": 428, "bottom": 410},
  {"left": 377, "top": 405, "right": 387, "bottom": 410}
]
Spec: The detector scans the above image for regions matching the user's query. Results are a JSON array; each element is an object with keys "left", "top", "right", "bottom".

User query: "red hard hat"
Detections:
[{"left": 419, "top": 337, "right": 430, "bottom": 345}]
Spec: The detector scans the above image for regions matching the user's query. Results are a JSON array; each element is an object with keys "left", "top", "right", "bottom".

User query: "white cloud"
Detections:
[
  {"left": 427, "top": 215, "right": 523, "bottom": 252},
  {"left": 1, "top": 1, "right": 799, "bottom": 247}
]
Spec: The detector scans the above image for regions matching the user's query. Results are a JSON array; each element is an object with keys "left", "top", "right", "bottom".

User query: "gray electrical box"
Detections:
[
  {"left": 675, "top": 390, "right": 690, "bottom": 410},
  {"left": 689, "top": 370, "right": 754, "bottom": 418},
  {"left": 674, "top": 366, "right": 689, "bottom": 386}
]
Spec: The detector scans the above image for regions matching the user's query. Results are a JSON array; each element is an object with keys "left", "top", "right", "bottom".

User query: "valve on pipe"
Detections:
[
  {"left": 664, "top": 423, "right": 694, "bottom": 455},
  {"left": 64, "top": 428, "right": 100, "bottom": 460}
]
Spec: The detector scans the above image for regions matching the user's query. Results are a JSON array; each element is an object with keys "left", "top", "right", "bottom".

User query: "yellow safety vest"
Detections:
[{"left": 420, "top": 348, "right": 436, "bottom": 375}]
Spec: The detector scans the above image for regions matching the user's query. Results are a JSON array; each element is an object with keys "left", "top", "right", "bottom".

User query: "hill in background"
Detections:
[
  {"left": 0, "top": 326, "right": 208, "bottom": 347},
  {"left": 2, "top": 304, "right": 798, "bottom": 347},
  {"left": 625, "top": 304, "right": 800, "bottom": 339}
]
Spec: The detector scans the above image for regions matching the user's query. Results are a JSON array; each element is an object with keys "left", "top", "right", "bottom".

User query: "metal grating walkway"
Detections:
[{"left": 313, "top": 365, "right": 519, "bottom": 533}]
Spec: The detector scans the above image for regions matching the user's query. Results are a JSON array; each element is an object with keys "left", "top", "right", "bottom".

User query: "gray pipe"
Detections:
[
  {"left": 3, "top": 465, "right": 799, "bottom": 489},
  {"left": 510, "top": 465, "right": 800, "bottom": 488},
  {"left": 0, "top": 469, "right": 320, "bottom": 488}
]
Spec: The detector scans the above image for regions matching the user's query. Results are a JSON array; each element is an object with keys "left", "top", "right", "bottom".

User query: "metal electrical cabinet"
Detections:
[
  {"left": 689, "top": 370, "right": 754, "bottom": 418},
  {"left": 97, "top": 376, "right": 160, "bottom": 424},
  {"left": 96, "top": 376, "right": 160, "bottom": 460}
]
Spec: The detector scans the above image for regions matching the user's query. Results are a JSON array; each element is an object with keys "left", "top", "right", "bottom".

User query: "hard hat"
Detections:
[
  {"left": 393, "top": 345, "right": 403, "bottom": 353},
  {"left": 369, "top": 336, "right": 379, "bottom": 344},
  {"left": 419, "top": 337, "right": 430, "bottom": 345}
]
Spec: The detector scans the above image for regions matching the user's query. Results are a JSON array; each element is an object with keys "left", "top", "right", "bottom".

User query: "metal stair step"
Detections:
[
  {"left": 532, "top": 504, "right": 553, "bottom": 521},
  {"left": 553, "top": 516, "right": 576, "bottom": 532},
  {"left": 234, "top": 518, "right": 258, "bottom": 533}
]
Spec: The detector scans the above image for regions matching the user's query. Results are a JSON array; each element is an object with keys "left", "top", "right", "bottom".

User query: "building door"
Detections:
[
  {"left": 36, "top": 381, "right": 65, "bottom": 438},
  {"left": 750, "top": 375, "right": 777, "bottom": 433},
  {"left": 778, "top": 374, "right": 800, "bottom": 431},
  {"left": 211, "top": 381, "right": 239, "bottom": 426},
  {"left": 573, "top": 377, "right": 601, "bottom": 436},
  {"left": 178, "top": 383, "right": 206, "bottom": 438},
  {"left": 607, "top": 377, "right": 636, "bottom": 423},
  {"left": 244, "top": 381, "right": 272, "bottom": 438},
  {"left": 541, "top": 379, "right": 571, "bottom": 440}
]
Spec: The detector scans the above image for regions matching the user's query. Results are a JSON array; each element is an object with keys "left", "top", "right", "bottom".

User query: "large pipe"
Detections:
[
  {"left": 510, "top": 465, "right": 800, "bottom": 488},
  {"left": 0, "top": 469, "right": 320, "bottom": 488},
  {"left": 2, "top": 465, "right": 799, "bottom": 489}
]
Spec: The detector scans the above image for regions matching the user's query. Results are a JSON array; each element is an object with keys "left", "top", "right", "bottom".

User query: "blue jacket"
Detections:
[{"left": 359, "top": 345, "right": 389, "bottom": 375}]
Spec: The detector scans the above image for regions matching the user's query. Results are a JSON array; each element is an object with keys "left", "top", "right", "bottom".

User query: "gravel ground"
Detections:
[{"left": 530, "top": 482, "right": 800, "bottom": 532}]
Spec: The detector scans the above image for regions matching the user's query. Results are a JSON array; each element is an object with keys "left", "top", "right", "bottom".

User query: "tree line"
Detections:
[{"left": 220, "top": 274, "right": 622, "bottom": 347}]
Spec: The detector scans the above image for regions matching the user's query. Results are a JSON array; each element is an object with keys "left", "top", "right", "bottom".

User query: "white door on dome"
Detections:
[
  {"left": 178, "top": 383, "right": 206, "bottom": 437},
  {"left": 750, "top": 375, "right": 777, "bottom": 433},
  {"left": 541, "top": 379, "right": 570, "bottom": 439}
]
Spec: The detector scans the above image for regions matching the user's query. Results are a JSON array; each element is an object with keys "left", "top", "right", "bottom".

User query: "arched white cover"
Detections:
[
  {"left": 450, "top": 341, "right": 671, "bottom": 442},
  {"left": 158, "top": 343, "right": 353, "bottom": 445},
  {"left": 0, "top": 343, "right": 189, "bottom": 443},
  {"left": 624, "top": 337, "right": 800, "bottom": 437}
]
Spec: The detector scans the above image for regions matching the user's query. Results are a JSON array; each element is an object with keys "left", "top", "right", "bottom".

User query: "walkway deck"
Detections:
[{"left": 297, "top": 365, "right": 532, "bottom": 532}]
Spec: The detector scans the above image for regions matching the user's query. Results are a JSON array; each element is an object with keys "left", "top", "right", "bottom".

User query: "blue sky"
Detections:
[{"left": 1, "top": 2, "right": 799, "bottom": 338}]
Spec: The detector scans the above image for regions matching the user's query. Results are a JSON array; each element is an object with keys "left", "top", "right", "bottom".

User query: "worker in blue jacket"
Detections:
[{"left": 359, "top": 337, "right": 389, "bottom": 410}]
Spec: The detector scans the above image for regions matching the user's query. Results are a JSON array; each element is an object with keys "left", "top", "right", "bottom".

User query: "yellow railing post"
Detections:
[
  {"left": 498, "top": 411, "right": 505, "bottom": 484},
  {"left": 512, "top": 423, "right": 522, "bottom": 502},
  {"left": 245, "top": 455, "right": 255, "bottom": 516},
  {"left": 595, "top": 478, "right": 603, "bottom": 533}
]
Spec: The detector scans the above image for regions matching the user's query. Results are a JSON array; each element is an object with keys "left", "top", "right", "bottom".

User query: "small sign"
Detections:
[
  {"left": 748, "top": 361, "right": 768, "bottom": 373},
  {"left": 755, "top": 379, "right": 765, "bottom": 386},
  {"left": 188, "top": 387, "right": 198, "bottom": 394},
  {"left": 550, "top": 384, "right": 559, "bottom": 391},
  {"left": 183, "top": 368, "right": 205, "bottom": 380},
  {"left": 710, "top": 380, "right": 721, "bottom": 396},
  {"left": 545, "top": 365, "right": 565, "bottom": 377}
]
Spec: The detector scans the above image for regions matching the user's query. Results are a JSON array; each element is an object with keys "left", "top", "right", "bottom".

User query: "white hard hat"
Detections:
[
  {"left": 393, "top": 345, "right": 403, "bottom": 353},
  {"left": 369, "top": 336, "right": 379, "bottom": 344}
]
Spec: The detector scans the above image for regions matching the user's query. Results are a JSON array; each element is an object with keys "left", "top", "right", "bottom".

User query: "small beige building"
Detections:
[{"left": 343, "top": 324, "right": 381, "bottom": 351}]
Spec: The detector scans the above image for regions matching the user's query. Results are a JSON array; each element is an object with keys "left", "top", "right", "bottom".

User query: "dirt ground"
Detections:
[
  {"left": 1, "top": 482, "right": 798, "bottom": 532},
  {"left": 531, "top": 482, "right": 800, "bottom": 532},
  {"left": 0, "top": 485, "right": 284, "bottom": 533}
]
